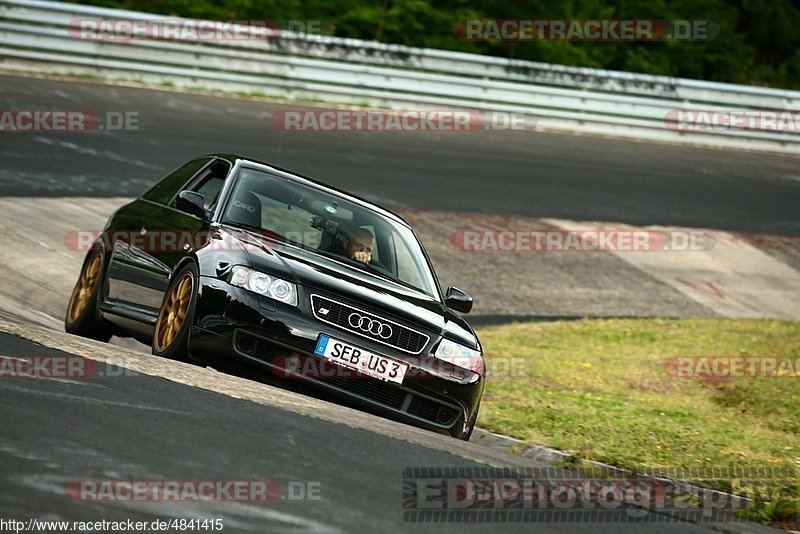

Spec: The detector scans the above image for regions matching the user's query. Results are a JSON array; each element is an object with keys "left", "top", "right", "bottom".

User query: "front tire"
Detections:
[
  {"left": 65, "top": 251, "right": 113, "bottom": 342},
  {"left": 152, "top": 263, "right": 198, "bottom": 362}
]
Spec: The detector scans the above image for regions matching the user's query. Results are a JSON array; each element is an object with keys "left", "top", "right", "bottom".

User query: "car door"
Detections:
[
  {"left": 140, "top": 158, "right": 232, "bottom": 314},
  {"left": 104, "top": 157, "right": 213, "bottom": 319}
]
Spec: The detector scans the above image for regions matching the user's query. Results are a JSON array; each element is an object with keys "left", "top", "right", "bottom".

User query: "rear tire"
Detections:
[
  {"left": 65, "top": 251, "right": 113, "bottom": 342},
  {"left": 152, "top": 263, "right": 198, "bottom": 362}
]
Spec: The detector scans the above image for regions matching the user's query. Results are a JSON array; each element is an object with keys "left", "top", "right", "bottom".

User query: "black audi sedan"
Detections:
[{"left": 65, "top": 154, "right": 484, "bottom": 439}]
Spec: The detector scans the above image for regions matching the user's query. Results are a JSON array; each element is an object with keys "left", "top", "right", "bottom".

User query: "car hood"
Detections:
[{"left": 223, "top": 226, "right": 478, "bottom": 349}]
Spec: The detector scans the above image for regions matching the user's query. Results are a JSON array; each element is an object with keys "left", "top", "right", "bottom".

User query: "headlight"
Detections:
[
  {"left": 229, "top": 266, "right": 298, "bottom": 306},
  {"left": 434, "top": 339, "right": 485, "bottom": 375}
]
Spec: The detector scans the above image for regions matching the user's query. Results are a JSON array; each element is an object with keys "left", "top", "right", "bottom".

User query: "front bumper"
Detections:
[{"left": 188, "top": 276, "right": 484, "bottom": 437}]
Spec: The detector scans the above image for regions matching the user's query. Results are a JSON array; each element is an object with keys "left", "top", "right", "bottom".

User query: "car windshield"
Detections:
[{"left": 221, "top": 167, "right": 439, "bottom": 299}]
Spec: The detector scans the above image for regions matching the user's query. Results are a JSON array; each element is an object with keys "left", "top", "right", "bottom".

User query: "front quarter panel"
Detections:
[{"left": 193, "top": 225, "right": 253, "bottom": 280}]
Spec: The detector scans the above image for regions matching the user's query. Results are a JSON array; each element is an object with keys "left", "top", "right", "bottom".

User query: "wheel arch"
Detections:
[{"left": 168, "top": 255, "right": 200, "bottom": 284}]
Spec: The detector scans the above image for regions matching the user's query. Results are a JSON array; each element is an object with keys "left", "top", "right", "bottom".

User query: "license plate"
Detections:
[{"left": 314, "top": 334, "right": 408, "bottom": 385}]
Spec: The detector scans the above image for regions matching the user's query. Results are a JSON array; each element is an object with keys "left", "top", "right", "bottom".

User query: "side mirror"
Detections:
[
  {"left": 445, "top": 286, "right": 473, "bottom": 314},
  {"left": 175, "top": 190, "right": 208, "bottom": 221}
]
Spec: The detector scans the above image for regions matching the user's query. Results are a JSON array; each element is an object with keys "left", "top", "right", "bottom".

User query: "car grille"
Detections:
[
  {"left": 235, "top": 331, "right": 458, "bottom": 427},
  {"left": 310, "top": 294, "right": 430, "bottom": 354},
  {"left": 407, "top": 395, "right": 447, "bottom": 422}
]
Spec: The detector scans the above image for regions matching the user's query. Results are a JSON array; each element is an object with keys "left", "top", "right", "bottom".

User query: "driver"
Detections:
[{"left": 343, "top": 227, "right": 375, "bottom": 264}]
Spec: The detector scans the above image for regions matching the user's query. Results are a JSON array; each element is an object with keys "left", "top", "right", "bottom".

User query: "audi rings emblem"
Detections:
[{"left": 348, "top": 312, "right": 393, "bottom": 339}]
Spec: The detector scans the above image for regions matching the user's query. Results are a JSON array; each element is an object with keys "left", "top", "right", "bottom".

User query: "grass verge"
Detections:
[{"left": 475, "top": 318, "right": 799, "bottom": 525}]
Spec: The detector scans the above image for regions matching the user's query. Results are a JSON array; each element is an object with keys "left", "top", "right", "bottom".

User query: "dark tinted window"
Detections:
[
  {"left": 169, "top": 159, "right": 230, "bottom": 212},
  {"left": 197, "top": 177, "right": 225, "bottom": 210},
  {"left": 142, "top": 158, "right": 211, "bottom": 205}
]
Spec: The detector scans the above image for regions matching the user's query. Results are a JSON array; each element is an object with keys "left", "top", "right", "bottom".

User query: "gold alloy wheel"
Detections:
[
  {"left": 66, "top": 254, "right": 102, "bottom": 324},
  {"left": 154, "top": 271, "right": 194, "bottom": 352}
]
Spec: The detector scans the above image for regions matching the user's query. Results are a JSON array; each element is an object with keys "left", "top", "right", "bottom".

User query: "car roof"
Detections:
[{"left": 207, "top": 153, "right": 413, "bottom": 229}]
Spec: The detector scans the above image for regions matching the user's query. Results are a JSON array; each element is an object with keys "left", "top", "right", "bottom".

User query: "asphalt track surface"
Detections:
[
  {"left": 1, "top": 74, "right": 799, "bottom": 234},
  {"left": 0, "top": 332, "right": 736, "bottom": 533}
]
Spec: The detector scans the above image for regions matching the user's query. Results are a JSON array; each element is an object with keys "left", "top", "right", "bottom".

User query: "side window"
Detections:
[
  {"left": 170, "top": 159, "right": 231, "bottom": 212},
  {"left": 142, "top": 158, "right": 211, "bottom": 205},
  {"left": 196, "top": 177, "right": 225, "bottom": 210}
]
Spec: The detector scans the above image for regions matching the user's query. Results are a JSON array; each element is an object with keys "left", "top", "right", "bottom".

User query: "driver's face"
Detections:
[
  {"left": 348, "top": 237, "right": 374, "bottom": 254},
  {"left": 346, "top": 235, "right": 374, "bottom": 263}
]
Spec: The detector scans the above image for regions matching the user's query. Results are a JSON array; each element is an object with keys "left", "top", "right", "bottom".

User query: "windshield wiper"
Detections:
[
  {"left": 349, "top": 259, "right": 424, "bottom": 293},
  {"left": 222, "top": 221, "right": 290, "bottom": 245},
  {"left": 222, "top": 220, "right": 266, "bottom": 234},
  {"left": 352, "top": 260, "right": 395, "bottom": 282}
]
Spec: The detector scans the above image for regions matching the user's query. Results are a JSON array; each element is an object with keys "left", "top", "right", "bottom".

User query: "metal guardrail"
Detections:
[{"left": 1, "top": 0, "right": 799, "bottom": 153}]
